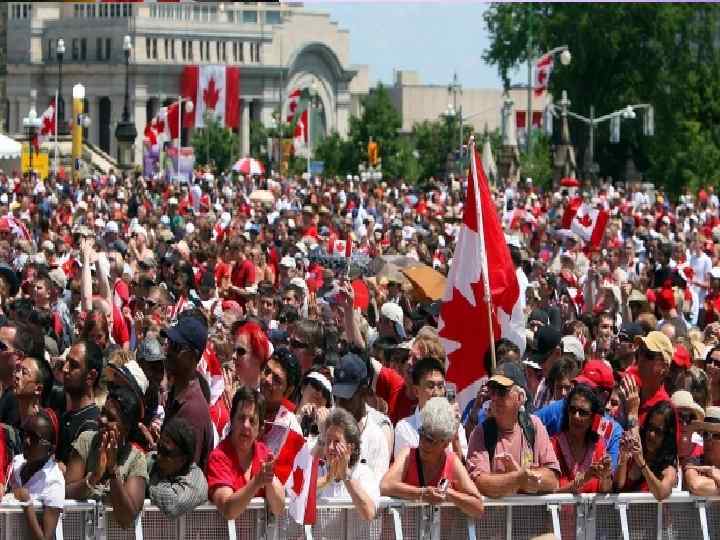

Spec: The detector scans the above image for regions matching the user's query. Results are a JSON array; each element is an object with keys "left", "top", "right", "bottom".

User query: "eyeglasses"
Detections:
[
  {"left": 678, "top": 412, "right": 695, "bottom": 426},
  {"left": 703, "top": 431, "right": 720, "bottom": 442},
  {"left": 290, "top": 338, "right": 309, "bottom": 350},
  {"left": 418, "top": 428, "right": 444, "bottom": 446},
  {"left": 235, "top": 346, "right": 247, "bottom": 357},
  {"left": 568, "top": 405, "right": 593, "bottom": 418}
]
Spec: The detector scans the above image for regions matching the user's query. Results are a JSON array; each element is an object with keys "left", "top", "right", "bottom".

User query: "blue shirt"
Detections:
[{"left": 535, "top": 399, "right": 624, "bottom": 471}]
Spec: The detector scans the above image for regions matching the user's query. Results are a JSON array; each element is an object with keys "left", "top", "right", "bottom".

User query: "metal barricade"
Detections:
[{"left": 1, "top": 492, "right": 720, "bottom": 539}]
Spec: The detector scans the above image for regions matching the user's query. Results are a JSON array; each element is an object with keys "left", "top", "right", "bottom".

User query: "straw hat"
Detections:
[
  {"left": 692, "top": 406, "right": 720, "bottom": 433},
  {"left": 670, "top": 390, "right": 704, "bottom": 421}
]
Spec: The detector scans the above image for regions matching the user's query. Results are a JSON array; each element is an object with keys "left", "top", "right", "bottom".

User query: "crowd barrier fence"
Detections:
[{"left": 0, "top": 492, "right": 718, "bottom": 540}]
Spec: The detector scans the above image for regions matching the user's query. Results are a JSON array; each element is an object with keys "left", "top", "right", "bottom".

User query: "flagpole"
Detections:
[
  {"left": 53, "top": 90, "right": 58, "bottom": 178},
  {"left": 469, "top": 136, "right": 497, "bottom": 371}
]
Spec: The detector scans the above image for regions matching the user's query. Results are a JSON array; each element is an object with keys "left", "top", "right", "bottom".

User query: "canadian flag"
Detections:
[
  {"left": 286, "top": 88, "right": 302, "bottom": 123},
  {"left": 181, "top": 65, "right": 240, "bottom": 129},
  {"left": 570, "top": 203, "right": 609, "bottom": 249},
  {"left": 561, "top": 196, "right": 583, "bottom": 230},
  {"left": 198, "top": 342, "right": 224, "bottom": 406},
  {"left": 293, "top": 110, "right": 308, "bottom": 157},
  {"left": 264, "top": 402, "right": 306, "bottom": 485},
  {"left": 329, "top": 236, "right": 352, "bottom": 258},
  {"left": 439, "top": 144, "right": 526, "bottom": 410},
  {"left": 285, "top": 443, "right": 319, "bottom": 525},
  {"left": 33, "top": 99, "right": 56, "bottom": 152},
  {"left": 534, "top": 53, "right": 554, "bottom": 97}
]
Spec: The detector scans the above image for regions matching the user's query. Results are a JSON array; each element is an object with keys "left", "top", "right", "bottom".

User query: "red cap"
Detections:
[
  {"left": 657, "top": 286, "right": 676, "bottom": 311},
  {"left": 672, "top": 343, "right": 692, "bottom": 369},
  {"left": 574, "top": 360, "right": 614, "bottom": 391}
]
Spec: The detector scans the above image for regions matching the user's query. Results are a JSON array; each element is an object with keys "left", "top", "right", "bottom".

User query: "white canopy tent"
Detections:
[{"left": 0, "top": 134, "right": 21, "bottom": 160}]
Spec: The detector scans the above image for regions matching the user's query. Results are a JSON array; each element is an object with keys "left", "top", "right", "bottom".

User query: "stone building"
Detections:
[{"left": 4, "top": 1, "right": 369, "bottom": 165}]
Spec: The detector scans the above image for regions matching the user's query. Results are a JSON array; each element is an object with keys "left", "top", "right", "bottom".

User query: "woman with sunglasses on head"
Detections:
[
  {"left": 381, "top": 397, "right": 484, "bottom": 518},
  {"left": 65, "top": 385, "right": 148, "bottom": 528},
  {"left": 9, "top": 409, "right": 64, "bottom": 540},
  {"left": 551, "top": 384, "right": 613, "bottom": 494},
  {"left": 147, "top": 417, "right": 208, "bottom": 519},
  {"left": 685, "top": 406, "right": 720, "bottom": 495},
  {"left": 614, "top": 401, "right": 678, "bottom": 501}
]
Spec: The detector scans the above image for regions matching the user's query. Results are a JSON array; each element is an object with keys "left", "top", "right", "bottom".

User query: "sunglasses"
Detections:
[
  {"left": 703, "top": 431, "right": 720, "bottom": 442},
  {"left": 568, "top": 405, "right": 593, "bottom": 418},
  {"left": 235, "top": 346, "right": 247, "bottom": 357},
  {"left": 487, "top": 383, "right": 510, "bottom": 397},
  {"left": 418, "top": 428, "right": 444, "bottom": 446},
  {"left": 290, "top": 338, "right": 309, "bottom": 350},
  {"left": 678, "top": 412, "right": 695, "bottom": 426}
]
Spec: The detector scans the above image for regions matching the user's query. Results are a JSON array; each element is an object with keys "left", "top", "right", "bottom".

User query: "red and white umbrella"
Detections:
[{"left": 232, "top": 158, "right": 265, "bottom": 176}]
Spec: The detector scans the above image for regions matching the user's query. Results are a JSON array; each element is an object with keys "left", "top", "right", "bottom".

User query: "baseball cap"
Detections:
[
  {"left": 529, "top": 326, "right": 562, "bottom": 365},
  {"left": 618, "top": 322, "right": 643, "bottom": 342},
  {"left": 137, "top": 337, "right": 165, "bottom": 363},
  {"left": 528, "top": 309, "right": 550, "bottom": 326},
  {"left": 332, "top": 352, "right": 369, "bottom": 399},
  {"left": 161, "top": 316, "right": 208, "bottom": 356},
  {"left": 636, "top": 331, "right": 674, "bottom": 365},
  {"left": 380, "top": 302, "right": 406, "bottom": 339},
  {"left": 488, "top": 361, "right": 528, "bottom": 392},
  {"left": 574, "top": 360, "right": 614, "bottom": 391},
  {"left": 105, "top": 221, "right": 119, "bottom": 234}
]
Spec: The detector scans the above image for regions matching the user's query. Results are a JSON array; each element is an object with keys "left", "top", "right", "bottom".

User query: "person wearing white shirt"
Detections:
[
  {"left": 689, "top": 237, "right": 712, "bottom": 325},
  {"left": 8, "top": 412, "right": 65, "bottom": 539},
  {"left": 394, "top": 357, "right": 468, "bottom": 460},
  {"left": 332, "top": 353, "right": 391, "bottom": 480},
  {"left": 316, "top": 408, "right": 381, "bottom": 522}
]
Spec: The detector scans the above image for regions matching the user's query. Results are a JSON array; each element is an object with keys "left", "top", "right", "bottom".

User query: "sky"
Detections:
[{"left": 308, "top": 1, "right": 508, "bottom": 90}]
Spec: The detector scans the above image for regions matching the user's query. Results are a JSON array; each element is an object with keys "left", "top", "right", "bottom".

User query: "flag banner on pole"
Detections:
[
  {"left": 439, "top": 145, "right": 525, "bottom": 411},
  {"left": 285, "top": 443, "right": 319, "bottom": 525},
  {"left": 181, "top": 65, "right": 240, "bottom": 129},
  {"left": 534, "top": 53, "right": 554, "bottom": 96}
]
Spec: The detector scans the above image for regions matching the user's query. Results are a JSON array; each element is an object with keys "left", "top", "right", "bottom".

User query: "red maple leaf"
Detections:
[
  {"left": 203, "top": 77, "right": 221, "bottom": 111},
  {"left": 576, "top": 213, "right": 593, "bottom": 228},
  {"left": 41, "top": 115, "right": 55, "bottom": 136},
  {"left": 439, "top": 280, "right": 499, "bottom": 392},
  {"left": 292, "top": 467, "right": 304, "bottom": 496}
]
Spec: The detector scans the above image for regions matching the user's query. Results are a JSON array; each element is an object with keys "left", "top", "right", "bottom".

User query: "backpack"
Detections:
[{"left": 482, "top": 412, "right": 536, "bottom": 465}]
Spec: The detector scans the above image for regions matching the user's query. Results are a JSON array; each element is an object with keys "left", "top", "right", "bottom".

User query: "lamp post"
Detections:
[
  {"left": 526, "top": 45, "right": 571, "bottom": 154},
  {"left": 548, "top": 90, "right": 654, "bottom": 182},
  {"left": 447, "top": 72, "right": 463, "bottom": 167},
  {"left": 115, "top": 35, "right": 137, "bottom": 171},
  {"left": 306, "top": 81, "right": 320, "bottom": 177},
  {"left": 71, "top": 84, "right": 91, "bottom": 183},
  {"left": 56, "top": 38, "right": 68, "bottom": 135},
  {"left": 23, "top": 90, "right": 41, "bottom": 178}
]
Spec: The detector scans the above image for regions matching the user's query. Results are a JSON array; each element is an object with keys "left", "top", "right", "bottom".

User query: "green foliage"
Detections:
[
  {"left": 519, "top": 131, "right": 552, "bottom": 188},
  {"left": 483, "top": 3, "right": 720, "bottom": 192},
  {"left": 313, "top": 131, "right": 355, "bottom": 177},
  {"left": 249, "top": 120, "right": 268, "bottom": 160},
  {"left": 190, "top": 117, "right": 239, "bottom": 173}
]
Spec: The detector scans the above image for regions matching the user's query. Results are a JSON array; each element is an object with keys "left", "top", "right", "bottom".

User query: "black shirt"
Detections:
[
  {"left": 0, "top": 389, "right": 20, "bottom": 429},
  {"left": 58, "top": 404, "right": 100, "bottom": 463}
]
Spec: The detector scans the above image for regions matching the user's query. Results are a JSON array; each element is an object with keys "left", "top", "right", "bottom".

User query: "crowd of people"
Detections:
[{"left": 0, "top": 166, "right": 719, "bottom": 536}]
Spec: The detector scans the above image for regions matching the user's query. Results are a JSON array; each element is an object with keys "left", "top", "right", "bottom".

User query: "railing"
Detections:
[{"left": 0, "top": 492, "right": 719, "bottom": 540}]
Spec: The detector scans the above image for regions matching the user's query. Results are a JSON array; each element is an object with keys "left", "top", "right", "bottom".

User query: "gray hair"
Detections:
[
  {"left": 322, "top": 407, "right": 362, "bottom": 468},
  {"left": 420, "top": 397, "right": 457, "bottom": 441}
]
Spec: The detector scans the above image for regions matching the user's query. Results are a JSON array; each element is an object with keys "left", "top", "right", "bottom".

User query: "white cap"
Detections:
[
  {"left": 280, "top": 256, "right": 296, "bottom": 269},
  {"left": 168, "top": 197, "right": 178, "bottom": 206},
  {"left": 380, "top": 302, "right": 404, "bottom": 325},
  {"left": 94, "top": 218, "right": 106, "bottom": 229},
  {"left": 105, "top": 221, "right": 119, "bottom": 234},
  {"left": 185, "top": 223, "right": 195, "bottom": 235},
  {"left": 160, "top": 215, "right": 170, "bottom": 225}
]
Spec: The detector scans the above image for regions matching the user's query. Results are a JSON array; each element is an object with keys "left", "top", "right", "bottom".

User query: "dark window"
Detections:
[
  {"left": 105, "top": 38, "right": 111, "bottom": 61},
  {"left": 80, "top": 38, "right": 87, "bottom": 61},
  {"left": 96, "top": 37, "right": 102, "bottom": 61},
  {"left": 243, "top": 11, "right": 257, "bottom": 24},
  {"left": 266, "top": 11, "right": 281, "bottom": 25},
  {"left": 72, "top": 39, "right": 79, "bottom": 61}
]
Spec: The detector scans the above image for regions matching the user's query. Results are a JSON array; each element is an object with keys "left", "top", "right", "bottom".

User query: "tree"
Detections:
[
  {"left": 313, "top": 131, "right": 355, "bottom": 177},
  {"left": 483, "top": 4, "right": 720, "bottom": 193},
  {"left": 190, "top": 117, "right": 239, "bottom": 173},
  {"left": 518, "top": 131, "right": 552, "bottom": 188},
  {"left": 347, "top": 83, "right": 402, "bottom": 176}
]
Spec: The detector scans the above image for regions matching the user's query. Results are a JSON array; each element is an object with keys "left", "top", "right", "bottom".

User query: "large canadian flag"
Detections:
[
  {"left": 534, "top": 53, "right": 554, "bottom": 97},
  {"left": 293, "top": 110, "right": 309, "bottom": 157},
  {"left": 181, "top": 65, "right": 240, "bottom": 129},
  {"left": 286, "top": 88, "right": 302, "bottom": 123},
  {"left": 285, "top": 443, "right": 319, "bottom": 525},
  {"left": 439, "top": 145, "right": 526, "bottom": 410}
]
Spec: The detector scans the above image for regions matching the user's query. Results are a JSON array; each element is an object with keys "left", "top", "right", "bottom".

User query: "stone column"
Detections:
[
  {"left": 133, "top": 96, "right": 146, "bottom": 166},
  {"left": 240, "top": 98, "right": 249, "bottom": 157}
]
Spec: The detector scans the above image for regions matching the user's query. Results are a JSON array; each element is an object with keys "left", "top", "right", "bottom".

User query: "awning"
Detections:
[{"left": 0, "top": 134, "right": 21, "bottom": 160}]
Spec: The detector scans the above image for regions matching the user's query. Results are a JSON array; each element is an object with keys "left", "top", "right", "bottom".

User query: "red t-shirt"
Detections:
[
  {"left": 231, "top": 259, "right": 256, "bottom": 289},
  {"left": 112, "top": 303, "right": 130, "bottom": 346},
  {"left": 626, "top": 365, "right": 670, "bottom": 425},
  {"left": 375, "top": 366, "right": 417, "bottom": 425},
  {"left": 206, "top": 439, "right": 270, "bottom": 499}
]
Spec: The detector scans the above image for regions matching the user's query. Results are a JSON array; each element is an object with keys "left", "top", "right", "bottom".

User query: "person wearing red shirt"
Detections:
[
  {"left": 206, "top": 387, "right": 284, "bottom": 520},
  {"left": 620, "top": 332, "right": 673, "bottom": 428},
  {"left": 230, "top": 242, "right": 256, "bottom": 294}
]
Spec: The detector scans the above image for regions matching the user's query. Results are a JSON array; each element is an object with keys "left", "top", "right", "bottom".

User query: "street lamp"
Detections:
[
  {"left": 447, "top": 72, "right": 463, "bottom": 168},
  {"left": 56, "top": 38, "right": 68, "bottom": 135},
  {"left": 306, "top": 81, "right": 321, "bottom": 177},
  {"left": 115, "top": 34, "right": 137, "bottom": 171},
  {"left": 23, "top": 90, "right": 41, "bottom": 178},
  {"left": 526, "top": 45, "right": 571, "bottom": 154}
]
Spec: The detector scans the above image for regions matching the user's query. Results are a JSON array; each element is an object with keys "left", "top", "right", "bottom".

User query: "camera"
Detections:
[{"left": 300, "top": 412, "right": 320, "bottom": 437}]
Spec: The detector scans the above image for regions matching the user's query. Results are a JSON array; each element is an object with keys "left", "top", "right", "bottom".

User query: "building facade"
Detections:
[{"left": 5, "top": 1, "right": 369, "bottom": 165}]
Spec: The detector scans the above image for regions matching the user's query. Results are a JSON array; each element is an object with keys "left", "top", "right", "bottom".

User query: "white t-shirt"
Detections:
[
  {"left": 359, "top": 408, "right": 391, "bottom": 480},
  {"left": 394, "top": 407, "right": 468, "bottom": 459},
  {"left": 8, "top": 454, "right": 65, "bottom": 509},
  {"left": 318, "top": 460, "right": 380, "bottom": 508}
]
